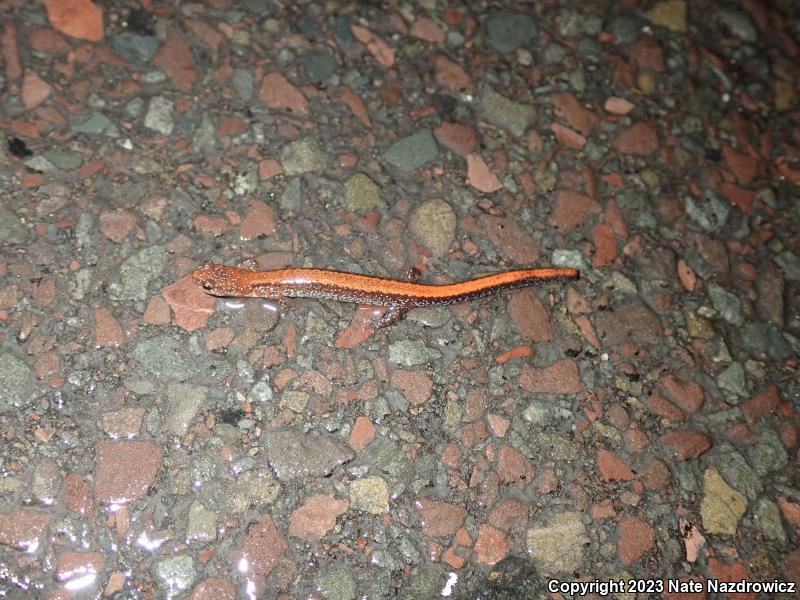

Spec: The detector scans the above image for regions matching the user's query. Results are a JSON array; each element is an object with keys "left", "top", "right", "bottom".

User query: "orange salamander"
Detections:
[{"left": 192, "top": 263, "right": 579, "bottom": 327}]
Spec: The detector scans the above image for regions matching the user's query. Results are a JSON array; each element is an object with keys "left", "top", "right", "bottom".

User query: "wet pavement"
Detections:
[{"left": 0, "top": 0, "right": 799, "bottom": 598}]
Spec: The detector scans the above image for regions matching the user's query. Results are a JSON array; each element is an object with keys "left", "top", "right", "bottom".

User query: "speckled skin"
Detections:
[{"left": 192, "top": 263, "right": 579, "bottom": 311}]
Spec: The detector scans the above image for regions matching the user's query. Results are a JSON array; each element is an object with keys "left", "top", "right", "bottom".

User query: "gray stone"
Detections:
[
  {"left": 527, "top": 512, "right": 588, "bottom": 575},
  {"left": 464, "top": 556, "right": 548, "bottom": 600},
  {"left": 108, "top": 245, "right": 167, "bottom": 303},
  {"left": 680, "top": 135, "right": 708, "bottom": 158},
  {"left": 41, "top": 150, "right": 82, "bottom": 170},
  {"left": 279, "top": 390, "right": 308, "bottom": 413},
  {"left": 296, "top": 16, "right": 317, "bottom": 37},
  {"left": 111, "top": 33, "right": 159, "bottom": 65},
  {"left": 345, "top": 173, "right": 385, "bottom": 212},
  {"left": 225, "top": 468, "right": 281, "bottom": 514},
  {"left": 75, "top": 212, "right": 96, "bottom": 250},
  {"left": 709, "top": 443, "right": 761, "bottom": 500},
  {"left": 530, "top": 431, "right": 578, "bottom": 461},
  {"left": 143, "top": 70, "right": 167, "bottom": 84},
  {"left": 443, "top": 400, "right": 462, "bottom": 436},
  {"left": 353, "top": 436, "right": 413, "bottom": 481},
  {"left": 280, "top": 177, "right": 303, "bottom": 211},
  {"left": 399, "top": 565, "right": 448, "bottom": 600},
  {"left": 132, "top": 335, "right": 196, "bottom": 382},
  {"left": 241, "top": 0, "right": 271, "bottom": 14},
  {"left": 685, "top": 310, "right": 716, "bottom": 339},
  {"left": 717, "top": 362, "right": 746, "bottom": 400},
  {"left": 35, "top": 183, "right": 70, "bottom": 215},
  {"left": 406, "top": 306, "right": 450, "bottom": 328},
  {"left": 123, "top": 377, "right": 154, "bottom": 395},
  {"left": 683, "top": 247, "right": 715, "bottom": 280},
  {"left": 247, "top": 381, "right": 273, "bottom": 403},
  {"left": 700, "top": 468, "right": 747, "bottom": 535},
  {"left": 302, "top": 49, "right": 337, "bottom": 84},
  {"left": 231, "top": 68, "right": 254, "bottom": 101},
  {"left": 335, "top": 15, "right": 355, "bottom": 45},
  {"left": 0, "top": 476, "right": 23, "bottom": 497},
  {"left": 775, "top": 251, "right": 800, "bottom": 281},
  {"left": 314, "top": 562, "right": 357, "bottom": 600},
  {"left": 741, "top": 322, "right": 791, "bottom": 359},
  {"left": 125, "top": 97, "right": 144, "bottom": 118},
  {"left": 484, "top": 12, "right": 538, "bottom": 53},
  {"left": 264, "top": 429, "right": 354, "bottom": 480},
  {"left": 144, "top": 96, "right": 175, "bottom": 136},
  {"left": 707, "top": 283, "right": 743, "bottom": 326},
  {"left": 69, "top": 268, "right": 92, "bottom": 301},
  {"left": 192, "top": 113, "right": 219, "bottom": 153},
  {"left": 479, "top": 87, "right": 536, "bottom": 138},
  {"left": 715, "top": 7, "right": 758, "bottom": 42},
  {"left": 674, "top": 463, "right": 699, "bottom": 492},
  {"left": 384, "top": 129, "right": 438, "bottom": 172},
  {"left": 754, "top": 498, "right": 786, "bottom": 542},
  {"left": 0, "top": 207, "right": 29, "bottom": 245},
  {"left": 163, "top": 384, "right": 207, "bottom": 436},
  {"left": 26, "top": 459, "right": 63, "bottom": 506},
  {"left": 233, "top": 170, "right": 257, "bottom": 196},
  {"left": 388, "top": 340, "right": 443, "bottom": 366},
  {"left": 685, "top": 192, "right": 729, "bottom": 232},
  {"left": 522, "top": 400, "right": 555, "bottom": 426},
  {"left": 0, "top": 353, "right": 35, "bottom": 412},
  {"left": 349, "top": 475, "right": 389, "bottom": 514},
  {"left": 186, "top": 500, "right": 217, "bottom": 543},
  {"left": 580, "top": 14, "right": 604, "bottom": 35},
  {"left": 543, "top": 43, "right": 568, "bottom": 64},
  {"left": 189, "top": 454, "right": 219, "bottom": 486},
  {"left": 756, "top": 270, "right": 784, "bottom": 324},
  {"left": 552, "top": 248, "right": 588, "bottom": 273},
  {"left": 610, "top": 16, "right": 642, "bottom": 44},
  {"left": 71, "top": 112, "right": 113, "bottom": 134},
  {"left": 746, "top": 429, "right": 788, "bottom": 477},
  {"left": 408, "top": 200, "right": 455, "bottom": 258},
  {"left": 557, "top": 11, "right": 584, "bottom": 36},
  {"left": 280, "top": 138, "right": 326, "bottom": 174},
  {"left": 605, "top": 271, "right": 638, "bottom": 294},
  {"left": 22, "top": 154, "right": 54, "bottom": 171},
  {"left": 154, "top": 555, "right": 196, "bottom": 593}
]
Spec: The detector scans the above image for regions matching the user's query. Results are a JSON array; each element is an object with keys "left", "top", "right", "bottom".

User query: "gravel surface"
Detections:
[{"left": 0, "top": 1, "right": 798, "bottom": 598}]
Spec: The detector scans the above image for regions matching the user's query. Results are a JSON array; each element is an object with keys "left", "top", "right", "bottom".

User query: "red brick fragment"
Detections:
[
  {"left": 613, "top": 122, "right": 659, "bottom": 156},
  {"left": 519, "top": 360, "right": 584, "bottom": 394},
  {"left": 416, "top": 498, "right": 467, "bottom": 537},
  {"left": 259, "top": 72, "right": 308, "bottom": 113},
  {"left": 741, "top": 384, "right": 780, "bottom": 423},
  {"left": 597, "top": 449, "right": 634, "bottom": 481},
  {"left": 617, "top": 515, "right": 654, "bottom": 566},
  {"left": 473, "top": 525, "right": 509, "bottom": 565},
  {"left": 43, "top": 0, "right": 104, "bottom": 42},
  {"left": 288, "top": 495, "right": 348, "bottom": 540},
  {"left": 660, "top": 375, "right": 705, "bottom": 414},
  {"left": 661, "top": 430, "right": 711, "bottom": 461}
]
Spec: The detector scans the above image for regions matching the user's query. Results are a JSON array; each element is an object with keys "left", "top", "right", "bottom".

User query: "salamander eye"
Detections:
[{"left": 202, "top": 281, "right": 214, "bottom": 290}]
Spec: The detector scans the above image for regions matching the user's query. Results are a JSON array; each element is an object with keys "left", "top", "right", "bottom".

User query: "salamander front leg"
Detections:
[
  {"left": 238, "top": 258, "right": 260, "bottom": 271},
  {"left": 400, "top": 267, "right": 420, "bottom": 282}
]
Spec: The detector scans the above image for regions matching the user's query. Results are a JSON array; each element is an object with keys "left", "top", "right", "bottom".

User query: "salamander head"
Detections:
[{"left": 192, "top": 263, "right": 244, "bottom": 297}]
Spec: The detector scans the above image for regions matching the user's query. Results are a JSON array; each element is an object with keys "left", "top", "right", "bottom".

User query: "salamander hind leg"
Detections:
[{"left": 376, "top": 301, "right": 414, "bottom": 328}]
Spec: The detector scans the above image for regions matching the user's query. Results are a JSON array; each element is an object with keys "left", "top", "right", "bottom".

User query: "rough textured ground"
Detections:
[{"left": 0, "top": 1, "right": 798, "bottom": 598}]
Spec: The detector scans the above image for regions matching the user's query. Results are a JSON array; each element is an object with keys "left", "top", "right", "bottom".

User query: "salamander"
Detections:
[{"left": 192, "top": 263, "right": 579, "bottom": 327}]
